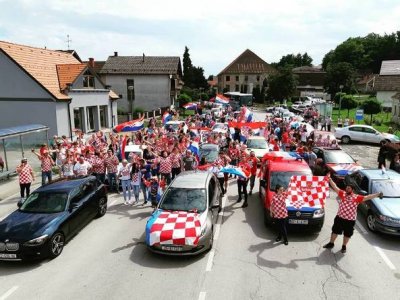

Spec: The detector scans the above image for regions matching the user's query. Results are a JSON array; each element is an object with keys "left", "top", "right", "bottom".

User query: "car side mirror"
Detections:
[
  {"left": 359, "top": 190, "right": 368, "bottom": 196},
  {"left": 17, "top": 199, "right": 24, "bottom": 208}
]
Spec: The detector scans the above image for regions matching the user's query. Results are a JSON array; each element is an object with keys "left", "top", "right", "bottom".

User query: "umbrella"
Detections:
[{"left": 220, "top": 165, "right": 250, "bottom": 178}]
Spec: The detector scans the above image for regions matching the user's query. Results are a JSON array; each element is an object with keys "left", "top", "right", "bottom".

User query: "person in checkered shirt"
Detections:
[
  {"left": 270, "top": 184, "right": 289, "bottom": 245},
  {"left": 16, "top": 158, "right": 35, "bottom": 200},
  {"left": 32, "top": 149, "right": 55, "bottom": 185},
  {"left": 323, "top": 176, "right": 383, "bottom": 253},
  {"left": 158, "top": 151, "right": 172, "bottom": 185}
]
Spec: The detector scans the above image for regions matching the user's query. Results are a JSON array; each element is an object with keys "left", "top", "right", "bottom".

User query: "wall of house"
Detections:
[
  {"left": 217, "top": 73, "right": 269, "bottom": 93},
  {"left": 376, "top": 91, "right": 395, "bottom": 108},
  {"left": 102, "top": 74, "right": 170, "bottom": 112},
  {"left": 73, "top": 72, "right": 104, "bottom": 89},
  {"left": 391, "top": 99, "right": 400, "bottom": 124},
  {"left": 55, "top": 102, "right": 71, "bottom": 137}
]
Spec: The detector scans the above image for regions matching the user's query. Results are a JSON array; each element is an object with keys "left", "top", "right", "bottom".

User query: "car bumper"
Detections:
[
  {"left": 147, "top": 231, "right": 212, "bottom": 256},
  {"left": 374, "top": 221, "right": 400, "bottom": 236},
  {"left": 0, "top": 244, "right": 49, "bottom": 261},
  {"left": 287, "top": 213, "right": 325, "bottom": 229}
]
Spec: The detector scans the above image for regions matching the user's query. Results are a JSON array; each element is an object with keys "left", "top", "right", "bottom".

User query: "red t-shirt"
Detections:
[{"left": 337, "top": 190, "right": 364, "bottom": 220}]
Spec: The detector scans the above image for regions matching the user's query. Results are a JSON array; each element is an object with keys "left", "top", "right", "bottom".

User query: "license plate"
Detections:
[
  {"left": 288, "top": 219, "right": 309, "bottom": 225},
  {"left": 161, "top": 246, "right": 183, "bottom": 252},
  {"left": 0, "top": 253, "right": 17, "bottom": 259}
]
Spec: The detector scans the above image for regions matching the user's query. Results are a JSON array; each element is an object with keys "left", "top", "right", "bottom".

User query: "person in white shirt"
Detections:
[
  {"left": 118, "top": 159, "right": 132, "bottom": 205},
  {"left": 73, "top": 155, "right": 92, "bottom": 176}
]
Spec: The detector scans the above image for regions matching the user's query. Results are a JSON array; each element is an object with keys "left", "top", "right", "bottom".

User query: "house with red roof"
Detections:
[{"left": 0, "top": 40, "right": 119, "bottom": 137}]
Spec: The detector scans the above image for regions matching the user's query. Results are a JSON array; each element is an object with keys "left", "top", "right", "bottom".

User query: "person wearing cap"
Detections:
[
  {"left": 323, "top": 176, "right": 383, "bottom": 253},
  {"left": 16, "top": 158, "right": 35, "bottom": 200},
  {"left": 32, "top": 148, "right": 55, "bottom": 185}
]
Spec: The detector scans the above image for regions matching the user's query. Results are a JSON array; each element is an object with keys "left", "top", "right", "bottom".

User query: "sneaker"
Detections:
[
  {"left": 124, "top": 201, "right": 129, "bottom": 205},
  {"left": 284, "top": 241, "right": 289, "bottom": 246},
  {"left": 323, "top": 242, "right": 334, "bottom": 249},
  {"left": 241, "top": 202, "right": 248, "bottom": 208},
  {"left": 142, "top": 201, "right": 148, "bottom": 206},
  {"left": 236, "top": 198, "right": 242, "bottom": 203},
  {"left": 275, "top": 237, "right": 281, "bottom": 242},
  {"left": 341, "top": 245, "right": 346, "bottom": 253}
]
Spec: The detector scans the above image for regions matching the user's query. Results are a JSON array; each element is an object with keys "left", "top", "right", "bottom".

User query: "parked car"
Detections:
[
  {"left": 211, "top": 122, "right": 229, "bottom": 134},
  {"left": 0, "top": 176, "right": 107, "bottom": 261},
  {"left": 345, "top": 169, "right": 400, "bottom": 235},
  {"left": 145, "top": 171, "right": 221, "bottom": 255},
  {"left": 246, "top": 136, "right": 269, "bottom": 160},
  {"left": 199, "top": 144, "right": 219, "bottom": 164},
  {"left": 334, "top": 125, "right": 400, "bottom": 144},
  {"left": 312, "top": 147, "right": 362, "bottom": 187},
  {"left": 259, "top": 152, "right": 325, "bottom": 231}
]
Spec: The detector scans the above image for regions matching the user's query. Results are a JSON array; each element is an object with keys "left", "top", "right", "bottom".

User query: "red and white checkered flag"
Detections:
[{"left": 287, "top": 176, "right": 329, "bottom": 209}]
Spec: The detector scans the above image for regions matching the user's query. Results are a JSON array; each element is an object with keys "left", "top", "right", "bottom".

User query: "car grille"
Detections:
[
  {"left": 5, "top": 243, "right": 19, "bottom": 251},
  {"left": 288, "top": 211, "right": 313, "bottom": 218}
]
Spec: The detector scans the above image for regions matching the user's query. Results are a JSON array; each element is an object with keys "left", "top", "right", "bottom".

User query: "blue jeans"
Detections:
[
  {"left": 107, "top": 173, "right": 118, "bottom": 192},
  {"left": 132, "top": 185, "right": 140, "bottom": 201},
  {"left": 121, "top": 179, "right": 131, "bottom": 201},
  {"left": 41, "top": 171, "right": 52, "bottom": 186},
  {"left": 140, "top": 182, "right": 148, "bottom": 202}
]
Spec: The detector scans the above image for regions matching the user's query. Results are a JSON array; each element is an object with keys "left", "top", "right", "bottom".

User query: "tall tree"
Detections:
[
  {"left": 340, "top": 95, "right": 359, "bottom": 117},
  {"left": 182, "top": 46, "right": 208, "bottom": 89},
  {"left": 272, "top": 53, "right": 313, "bottom": 69},
  {"left": 266, "top": 68, "right": 298, "bottom": 103},
  {"left": 182, "top": 46, "right": 193, "bottom": 86},
  {"left": 324, "top": 62, "right": 356, "bottom": 96}
]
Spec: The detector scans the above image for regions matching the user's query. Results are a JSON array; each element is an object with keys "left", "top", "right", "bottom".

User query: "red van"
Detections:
[{"left": 259, "top": 152, "right": 325, "bottom": 231}]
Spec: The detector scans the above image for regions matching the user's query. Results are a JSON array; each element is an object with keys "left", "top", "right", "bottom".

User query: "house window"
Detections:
[
  {"left": 126, "top": 79, "right": 135, "bottom": 101},
  {"left": 225, "top": 85, "right": 230, "bottom": 91},
  {"left": 235, "top": 85, "right": 239, "bottom": 92},
  {"left": 241, "top": 85, "right": 248, "bottom": 93},
  {"left": 257, "top": 75, "right": 260, "bottom": 81},
  {"left": 86, "top": 107, "right": 96, "bottom": 132},
  {"left": 83, "top": 70, "right": 95, "bottom": 88},
  {"left": 226, "top": 75, "right": 230, "bottom": 82},
  {"left": 73, "top": 108, "right": 84, "bottom": 131},
  {"left": 244, "top": 75, "right": 248, "bottom": 82},
  {"left": 235, "top": 76, "right": 239, "bottom": 81},
  {"left": 99, "top": 106, "right": 108, "bottom": 128}
]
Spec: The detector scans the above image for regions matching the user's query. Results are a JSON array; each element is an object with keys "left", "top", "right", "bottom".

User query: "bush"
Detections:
[
  {"left": 373, "top": 118, "right": 382, "bottom": 126},
  {"left": 133, "top": 107, "right": 145, "bottom": 113},
  {"left": 178, "top": 93, "right": 192, "bottom": 107},
  {"left": 364, "top": 119, "right": 371, "bottom": 125}
]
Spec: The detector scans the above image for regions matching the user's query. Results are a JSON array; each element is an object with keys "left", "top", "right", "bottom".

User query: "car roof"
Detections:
[
  {"left": 247, "top": 136, "right": 266, "bottom": 140},
  {"left": 166, "top": 121, "right": 184, "bottom": 125},
  {"left": 170, "top": 171, "right": 211, "bottom": 189},
  {"left": 35, "top": 176, "right": 94, "bottom": 192},
  {"left": 269, "top": 159, "right": 311, "bottom": 172},
  {"left": 356, "top": 168, "right": 400, "bottom": 180},
  {"left": 200, "top": 143, "right": 219, "bottom": 149}
]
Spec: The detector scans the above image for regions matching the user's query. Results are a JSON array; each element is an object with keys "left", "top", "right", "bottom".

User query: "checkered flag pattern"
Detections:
[
  {"left": 331, "top": 164, "right": 363, "bottom": 173},
  {"left": 287, "top": 176, "right": 329, "bottom": 209},
  {"left": 149, "top": 211, "right": 201, "bottom": 246}
]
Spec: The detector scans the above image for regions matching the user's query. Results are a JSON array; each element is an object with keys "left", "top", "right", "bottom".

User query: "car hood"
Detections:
[
  {"left": 326, "top": 163, "right": 363, "bottom": 176},
  {"left": 247, "top": 148, "right": 269, "bottom": 158},
  {"left": 372, "top": 197, "right": 400, "bottom": 219},
  {"left": 146, "top": 210, "right": 204, "bottom": 246},
  {"left": 0, "top": 210, "right": 65, "bottom": 242}
]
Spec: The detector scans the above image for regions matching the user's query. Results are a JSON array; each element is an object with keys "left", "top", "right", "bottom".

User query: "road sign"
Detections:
[{"left": 355, "top": 109, "right": 364, "bottom": 121}]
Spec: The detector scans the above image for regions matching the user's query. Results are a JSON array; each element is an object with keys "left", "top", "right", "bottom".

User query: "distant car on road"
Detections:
[
  {"left": 199, "top": 144, "right": 220, "bottom": 164},
  {"left": 0, "top": 176, "right": 107, "bottom": 261},
  {"left": 246, "top": 136, "right": 269, "bottom": 160},
  {"left": 145, "top": 172, "right": 221, "bottom": 255},
  {"left": 345, "top": 169, "right": 400, "bottom": 235},
  {"left": 334, "top": 125, "right": 400, "bottom": 144}
]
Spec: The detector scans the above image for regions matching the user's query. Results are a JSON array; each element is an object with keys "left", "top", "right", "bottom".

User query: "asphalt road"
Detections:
[{"left": 0, "top": 111, "right": 398, "bottom": 300}]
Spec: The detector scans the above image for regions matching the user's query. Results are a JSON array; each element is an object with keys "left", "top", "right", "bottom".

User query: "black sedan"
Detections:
[{"left": 0, "top": 176, "right": 107, "bottom": 261}]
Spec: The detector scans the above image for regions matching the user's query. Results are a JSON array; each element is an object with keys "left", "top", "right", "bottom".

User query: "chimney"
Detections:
[
  {"left": 143, "top": 53, "right": 145, "bottom": 62},
  {"left": 88, "top": 57, "right": 94, "bottom": 68},
  {"left": 114, "top": 51, "right": 118, "bottom": 57}
]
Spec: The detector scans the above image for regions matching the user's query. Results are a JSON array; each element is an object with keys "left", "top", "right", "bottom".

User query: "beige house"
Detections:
[
  {"left": 217, "top": 49, "right": 276, "bottom": 94},
  {"left": 374, "top": 60, "right": 400, "bottom": 110}
]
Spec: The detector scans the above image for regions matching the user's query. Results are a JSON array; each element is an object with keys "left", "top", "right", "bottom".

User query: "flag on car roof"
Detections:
[
  {"left": 287, "top": 175, "right": 329, "bottom": 209},
  {"left": 113, "top": 117, "right": 144, "bottom": 133},
  {"left": 183, "top": 102, "right": 198, "bottom": 110},
  {"left": 162, "top": 111, "right": 172, "bottom": 125},
  {"left": 187, "top": 141, "right": 199, "bottom": 157}
]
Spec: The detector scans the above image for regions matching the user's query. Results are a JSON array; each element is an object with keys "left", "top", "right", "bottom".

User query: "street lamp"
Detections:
[
  {"left": 128, "top": 85, "right": 134, "bottom": 117},
  {"left": 338, "top": 84, "right": 344, "bottom": 119}
]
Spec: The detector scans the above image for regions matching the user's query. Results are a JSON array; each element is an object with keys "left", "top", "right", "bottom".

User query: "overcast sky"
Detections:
[{"left": 1, "top": 0, "right": 399, "bottom": 76}]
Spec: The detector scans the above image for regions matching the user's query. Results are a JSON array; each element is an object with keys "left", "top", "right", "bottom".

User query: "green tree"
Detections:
[
  {"left": 182, "top": 46, "right": 208, "bottom": 89},
  {"left": 177, "top": 93, "right": 192, "bottom": 107},
  {"left": 361, "top": 98, "right": 382, "bottom": 123},
  {"left": 266, "top": 68, "right": 298, "bottom": 103},
  {"left": 252, "top": 85, "right": 262, "bottom": 103},
  {"left": 324, "top": 62, "right": 356, "bottom": 96},
  {"left": 272, "top": 53, "right": 313, "bottom": 69},
  {"left": 340, "top": 95, "right": 358, "bottom": 117}
]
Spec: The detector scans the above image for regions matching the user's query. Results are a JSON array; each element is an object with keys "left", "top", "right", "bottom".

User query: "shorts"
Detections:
[
  {"left": 332, "top": 216, "right": 356, "bottom": 237},
  {"left": 224, "top": 173, "right": 228, "bottom": 181}
]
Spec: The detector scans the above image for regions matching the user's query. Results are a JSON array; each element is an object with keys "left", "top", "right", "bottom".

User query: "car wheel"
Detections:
[
  {"left": 366, "top": 213, "right": 377, "bottom": 232},
  {"left": 341, "top": 136, "right": 351, "bottom": 144},
  {"left": 48, "top": 232, "right": 65, "bottom": 259},
  {"left": 96, "top": 197, "right": 107, "bottom": 218}
]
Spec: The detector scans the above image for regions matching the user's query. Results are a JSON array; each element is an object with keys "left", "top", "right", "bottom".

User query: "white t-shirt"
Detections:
[
  {"left": 118, "top": 164, "right": 132, "bottom": 180},
  {"left": 73, "top": 161, "right": 92, "bottom": 176}
]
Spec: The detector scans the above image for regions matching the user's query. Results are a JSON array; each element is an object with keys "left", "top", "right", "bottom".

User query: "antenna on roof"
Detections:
[{"left": 66, "top": 34, "right": 72, "bottom": 50}]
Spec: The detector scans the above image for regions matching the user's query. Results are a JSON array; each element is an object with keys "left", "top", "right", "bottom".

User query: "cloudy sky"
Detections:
[{"left": 0, "top": 0, "right": 399, "bottom": 76}]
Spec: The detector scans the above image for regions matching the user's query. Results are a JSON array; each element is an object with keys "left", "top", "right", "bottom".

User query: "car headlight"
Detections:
[
  {"left": 313, "top": 208, "right": 325, "bottom": 218},
  {"left": 23, "top": 234, "right": 49, "bottom": 247},
  {"left": 378, "top": 215, "right": 400, "bottom": 224}
]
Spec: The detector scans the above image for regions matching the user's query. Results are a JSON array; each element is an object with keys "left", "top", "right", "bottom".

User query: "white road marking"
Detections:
[
  {"left": 214, "top": 224, "right": 221, "bottom": 241},
  {"left": 205, "top": 249, "right": 215, "bottom": 272},
  {"left": 355, "top": 221, "right": 369, "bottom": 235},
  {"left": 373, "top": 246, "right": 396, "bottom": 270},
  {"left": 0, "top": 286, "right": 18, "bottom": 300},
  {"left": 198, "top": 291, "right": 206, "bottom": 300}
]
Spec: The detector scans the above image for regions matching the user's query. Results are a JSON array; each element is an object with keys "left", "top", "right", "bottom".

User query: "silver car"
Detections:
[
  {"left": 334, "top": 125, "right": 400, "bottom": 144},
  {"left": 145, "top": 171, "right": 222, "bottom": 255}
]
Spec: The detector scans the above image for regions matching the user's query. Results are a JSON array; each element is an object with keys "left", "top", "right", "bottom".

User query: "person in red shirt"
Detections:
[
  {"left": 248, "top": 151, "right": 259, "bottom": 195},
  {"left": 324, "top": 176, "right": 383, "bottom": 253},
  {"left": 237, "top": 155, "right": 251, "bottom": 208},
  {"left": 270, "top": 184, "right": 289, "bottom": 245}
]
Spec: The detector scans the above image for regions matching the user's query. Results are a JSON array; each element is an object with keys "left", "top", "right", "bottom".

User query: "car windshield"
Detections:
[
  {"left": 270, "top": 171, "right": 312, "bottom": 190},
  {"left": 200, "top": 147, "right": 218, "bottom": 163},
  {"left": 20, "top": 192, "right": 68, "bottom": 213},
  {"left": 324, "top": 151, "right": 355, "bottom": 164},
  {"left": 371, "top": 180, "right": 400, "bottom": 197},
  {"left": 247, "top": 139, "right": 267, "bottom": 149},
  {"left": 159, "top": 188, "right": 207, "bottom": 212}
]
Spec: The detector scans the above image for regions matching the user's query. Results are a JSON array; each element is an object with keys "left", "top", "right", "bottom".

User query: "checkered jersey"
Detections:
[
  {"left": 271, "top": 193, "right": 288, "bottom": 218},
  {"left": 159, "top": 157, "right": 172, "bottom": 174},
  {"left": 169, "top": 153, "right": 181, "bottom": 168},
  {"left": 18, "top": 164, "right": 33, "bottom": 184},
  {"left": 287, "top": 176, "right": 329, "bottom": 209},
  {"left": 104, "top": 155, "right": 119, "bottom": 173},
  {"left": 91, "top": 156, "right": 106, "bottom": 174},
  {"left": 149, "top": 211, "right": 202, "bottom": 246},
  {"left": 337, "top": 190, "right": 364, "bottom": 220},
  {"left": 40, "top": 156, "right": 53, "bottom": 172}
]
